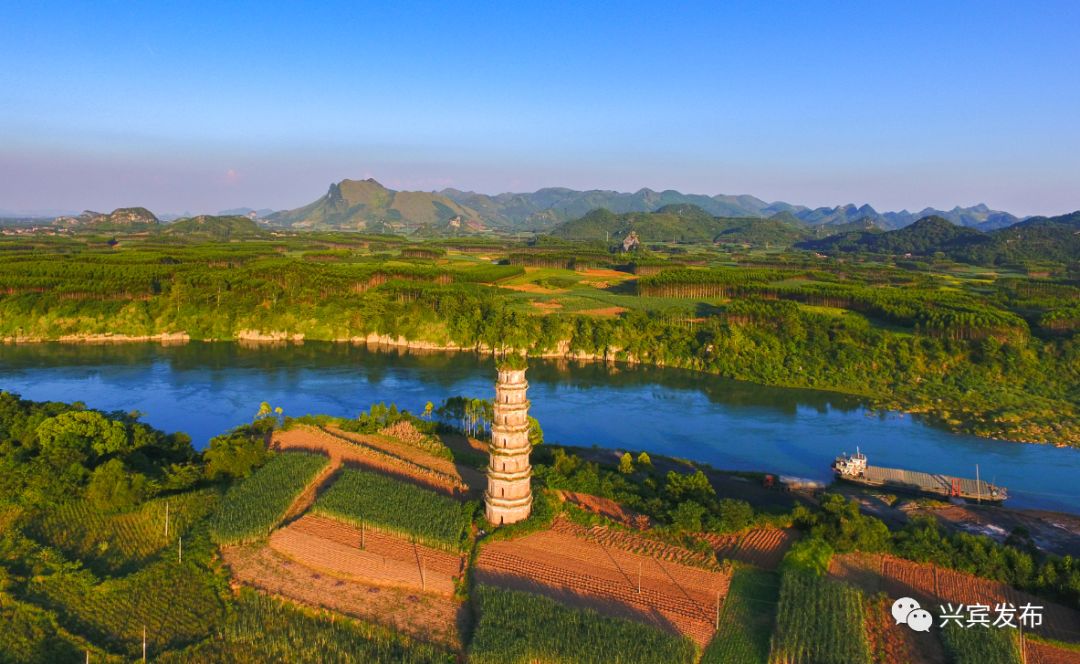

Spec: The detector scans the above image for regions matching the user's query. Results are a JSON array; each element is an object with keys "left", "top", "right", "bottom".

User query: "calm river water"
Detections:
[{"left": 1, "top": 342, "right": 1077, "bottom": 513}]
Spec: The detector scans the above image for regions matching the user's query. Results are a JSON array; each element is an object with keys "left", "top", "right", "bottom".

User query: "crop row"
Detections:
[
  {"left": 768, "top": 570, "right": 871, "bottom": 664},
  {"left": 209, "top": 452, "right": 328, "bottom": 545},
  {"left": 312, "top": 467, "right": 473, "bottom": 551},
  {"left": 468, "top": 584, "right": 696, "bottom": 664}
]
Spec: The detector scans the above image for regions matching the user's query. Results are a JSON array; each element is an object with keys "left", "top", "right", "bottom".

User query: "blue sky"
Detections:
[{"left": 1, "top": 1, "right": 1078, "bottom": 216}]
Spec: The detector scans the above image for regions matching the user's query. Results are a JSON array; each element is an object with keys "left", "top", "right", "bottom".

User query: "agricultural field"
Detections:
[
  {"left": 220, "top": 542, "right": 465, "bottom": 648},
  {"left": 828, "top": 553, "right": 1080, "bottom": 643},
  {"left": 768, "top": 570, "right": 872, "bottom": 664},
  {"left": 156, "top": 589, "right": 454, "bottom": 663},
  {"left": 30, "top": 489, "right": 218, "bottom": 574},
  {"left": 702, "top": 568, "right": 781, "bottom": 664},
  {"left": 0, "top": 592, "right": 102, "bottom": 663},
  {"left": 702, "top": 527, "right": 798, "bottom": 570},
  {"left": 312, "top": 467, "right": 474, "bottom": 551},
  {"left": 554, "top": 517, "right": 721, "bottom": 570},
  {"left": 476, "top": 517, "right": 730, "bottom": 646},
  {"left": 941, "top": 622, "right": 1022, "bottom": 664},
  {"left": 468, "top": 584, "right": 697, "bottom": 664},
  {"left": 27, "top": 561, "right": 224, "bottom": 658},
  {"left": 208, "top": 451, "right": 328, "bottom": 544},
  {"left": 268, "top": 514, "right": 463, "bottom": 595},
  {"left": 273, "top": 425, "right": 473, "bottom": 495}
]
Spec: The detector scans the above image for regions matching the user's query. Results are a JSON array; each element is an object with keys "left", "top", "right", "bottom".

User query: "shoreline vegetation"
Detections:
[{"left": 1, "top": 227, "right": 1077, "bottom": 449}]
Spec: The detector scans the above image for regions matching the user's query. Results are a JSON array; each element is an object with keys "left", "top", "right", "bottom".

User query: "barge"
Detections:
[{"left": 832, "top": 450, "right": 1007, "bottom": 503}]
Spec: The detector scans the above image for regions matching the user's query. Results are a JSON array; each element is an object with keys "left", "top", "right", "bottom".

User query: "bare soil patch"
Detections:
[
  {"left": 580, "top": 268, "right": 631, "bottom": 280},
  {"left": 575, "top": 306, "right": 627, "bottom": 317},
  {"left": 476, "top": 517, "right": 730, "bottom": 647},
  {"left": 556, "top": 491, "right": 649, "bottom": 529},
  {"left": 1026, "top": 640, "right": 1080, "bottom": 664},
  {"left": 269, "top": 514, "right": 463, "bottom": 596},
  {"left": 221, "top": 542, "right": 465, "bottom": 648}
]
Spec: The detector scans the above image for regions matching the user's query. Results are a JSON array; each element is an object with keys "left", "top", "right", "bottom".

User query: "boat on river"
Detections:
[{"left": 832, "top": 450, "right": 1007, "bottom": 503}]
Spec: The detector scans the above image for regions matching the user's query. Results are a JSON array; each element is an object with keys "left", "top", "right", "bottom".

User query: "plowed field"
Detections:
[
  {"left": 268, "top": 514, "right": 463, "bottom": 596},
  {"left": 220, "top": 542, "right": 465, "bottom": 648},
  {"left": 1025, "top": 640, "right": 1080, "bottom": 664},
  {"left": 476, "top": 518, "right": 730, "bottom": 647},
  {"left": 829, "top": 553, "right": 1080, "bottom": 644},
  {"left": 701, "top": 528, "right": 797, "bottom": 569},
  {"left": 553, "top": 518, "right": 720, "bottom": 570}
]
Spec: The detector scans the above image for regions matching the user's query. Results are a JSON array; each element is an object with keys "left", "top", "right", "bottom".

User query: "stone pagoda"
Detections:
[{"left": 484, "top": 363, "right": 532, "bottom": 525}]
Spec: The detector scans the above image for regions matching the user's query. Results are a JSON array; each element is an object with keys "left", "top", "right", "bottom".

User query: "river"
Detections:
[{"left": 1, "top": 342, "right": 1077, "bottom": 513}]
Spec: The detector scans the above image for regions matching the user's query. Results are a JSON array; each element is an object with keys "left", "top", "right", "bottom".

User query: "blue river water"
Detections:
[{"left": 0, "top": 342, "right": 1077, "bottom": 513}]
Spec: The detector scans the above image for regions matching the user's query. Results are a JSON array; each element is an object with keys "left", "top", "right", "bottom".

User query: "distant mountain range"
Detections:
[
  {"left": 550, "top": 205, "right": 814, "bottom": 247},
  {"left": 266, "top": 179, "right": 482, "bottom": 232},
  {"left": 799, "top": 212, "right": 1080, "bottom": 263},
  {"left": 261, "top": 178, "right": 1028, "bottom": 232}
]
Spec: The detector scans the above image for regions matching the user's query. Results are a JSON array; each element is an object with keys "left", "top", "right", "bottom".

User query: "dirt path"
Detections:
[
  {"left": 282, "top": 460, "right": 341, "bottom": 523},
  {"left": 272, "top": 426, "right": 471, "bottom": 496}
]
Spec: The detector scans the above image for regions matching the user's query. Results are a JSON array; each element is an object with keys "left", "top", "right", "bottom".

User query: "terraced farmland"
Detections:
[
  {"left": 469, "top": 584, "right": 696, "bottom": 664},
  {"left": 31, "top": 489, "right": 218, "bottom": 573},
  {"left": 476, "top": 517, "right": 730, "bottom": 647},
  {"left": 312, "top": 467, "right": 473, "bottom": 551},
  {"left": 273, "top": 425, "right": 473, "bottom": 496},
  {"left": 269, "top": 514, "right": 463, "bottom": 595},
  {"left": 828, "top": 553, "right": 1080, "bottom": 644},
  {"left": 221, "top": 543, "right": 465, "bottom": 648},
  {"left": 553, "top": 517, "right": 721, "bottom": 570},
  {"left": 701, "top": 527, "right": 798, "bottom": 569},
  {"left": 209, "top": 451, "right": 329, "bottom": 545},
  {"left": 769, "top": 570, "right": 871, "bottom": 664}
]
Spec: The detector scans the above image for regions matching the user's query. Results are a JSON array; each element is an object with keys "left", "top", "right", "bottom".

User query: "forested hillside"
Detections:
[
  {"left": 0, "top": 232, "right": 1077, "bottom": 446},
  {"left": 801, "top": 212, "right": 1080, "bottom": 263}
]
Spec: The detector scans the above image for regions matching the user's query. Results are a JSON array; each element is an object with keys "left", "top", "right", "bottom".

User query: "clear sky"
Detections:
[{"left": 1, "top": 1, "right": 1078, "bottom": 217}]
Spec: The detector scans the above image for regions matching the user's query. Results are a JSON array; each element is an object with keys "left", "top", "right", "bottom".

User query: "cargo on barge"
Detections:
[{"left": 832, "top": 450, "right": 1007, "bottom": 503}]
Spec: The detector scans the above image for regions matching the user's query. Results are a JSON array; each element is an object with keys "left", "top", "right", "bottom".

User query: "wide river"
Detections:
[{"left": 1, "top": 342, "right": 1077, "bottom": 513}]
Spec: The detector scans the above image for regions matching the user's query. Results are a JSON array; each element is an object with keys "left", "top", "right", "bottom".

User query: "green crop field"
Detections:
[
  {"left": 157, "top": 589, "right": 453, "bottom": 663},
  {"left": 768, "top": 571, "right": 871, "bottom": 664},
  {"left": 312, "top": 467, "right": 473, "bottom": 551},
  {"left": 940, "top": 623, "right": 1022, "bottom": 664},
  {"left": 703, "top": 569, "right": 781, "bottom": 664},
  {"left": 209, "top": 451, "right": 328, "bottom": 545},
  {"left": 468, "top": 584, "right": 697, "bottom": 664},
  {"left": 28, "top": 561, "right": 224, "bottom": 658},
  {"left": 31, "top": 489, "right": 218, "bottom": 574}
]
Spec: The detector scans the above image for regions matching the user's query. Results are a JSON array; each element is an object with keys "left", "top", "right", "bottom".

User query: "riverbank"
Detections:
[{"left": 4, "top": 329, "right": 1073, "bottom": 448}]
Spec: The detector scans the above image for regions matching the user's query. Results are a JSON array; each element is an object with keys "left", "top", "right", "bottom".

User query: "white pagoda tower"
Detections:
[{"left": 484, "top": 364, "right": 532, "bottom": 525}]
